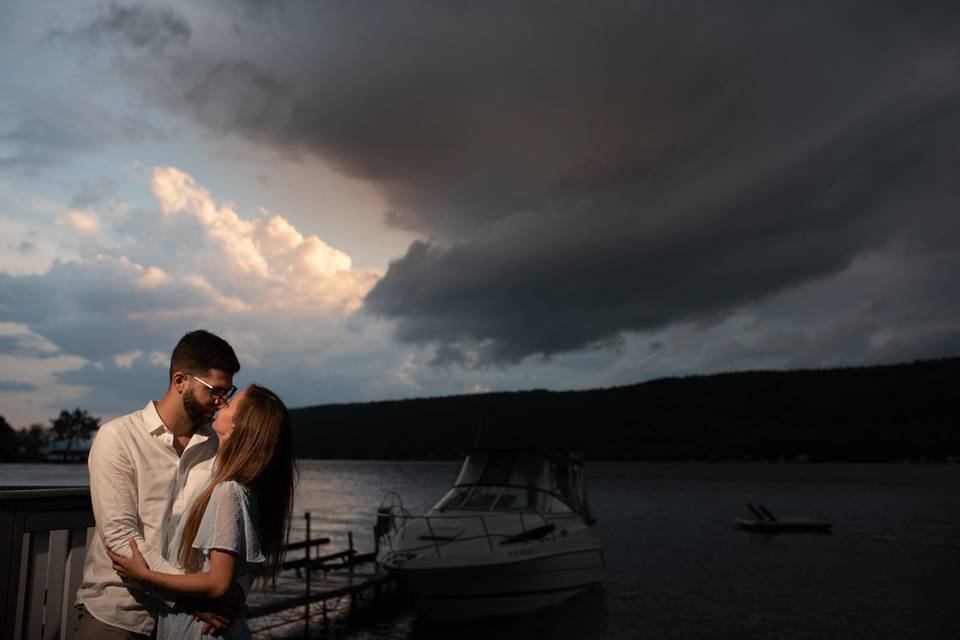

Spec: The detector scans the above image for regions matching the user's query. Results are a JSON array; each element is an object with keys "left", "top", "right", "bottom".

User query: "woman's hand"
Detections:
[{"left": 106, "top": 539, "right": 151, "bottom": 582}]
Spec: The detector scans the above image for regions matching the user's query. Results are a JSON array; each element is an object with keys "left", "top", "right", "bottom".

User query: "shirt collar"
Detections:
[{"left": 141, "top": 400, "right": 167, "bottom": 435}]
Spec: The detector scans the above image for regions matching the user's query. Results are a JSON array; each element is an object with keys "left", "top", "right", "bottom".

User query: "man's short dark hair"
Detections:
[{"left": 169, "top": 330, "right": 241, "bottom": 381}]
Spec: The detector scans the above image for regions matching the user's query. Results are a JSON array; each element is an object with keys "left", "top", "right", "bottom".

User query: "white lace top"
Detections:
[{"left": 157, "top": 480, "right": 264, "bottom": 640}]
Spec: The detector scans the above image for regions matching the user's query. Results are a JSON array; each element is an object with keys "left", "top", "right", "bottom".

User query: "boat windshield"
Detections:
[
  {"left": 434, "top": 451, "right": 586, "bottom": 514},
  {"left": 433, "top": 485, "right": 574, "bottom": 513},
  {"left": 453, "top": 451, "right": 552, "bottom": 489}
]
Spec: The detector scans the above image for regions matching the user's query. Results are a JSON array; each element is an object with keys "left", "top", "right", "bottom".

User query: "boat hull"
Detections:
[
  {"left": 389, "top": 548, "right": 606, "bottom": 621},
  {"left": 734, "top": 517, "right": 833, "bottom": 533}
]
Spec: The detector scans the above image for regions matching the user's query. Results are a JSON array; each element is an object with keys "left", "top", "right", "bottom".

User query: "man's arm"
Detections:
[{"left": 88, "top": 429, "right": 180, "bottom": 575}]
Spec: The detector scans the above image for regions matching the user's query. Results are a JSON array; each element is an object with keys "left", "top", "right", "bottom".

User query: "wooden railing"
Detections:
[
  {"left": 0, "top": 487, "right": 94, "bottom": 640},
  {"left": 0, "top": 488, "right": 386, "bottom": 639}
]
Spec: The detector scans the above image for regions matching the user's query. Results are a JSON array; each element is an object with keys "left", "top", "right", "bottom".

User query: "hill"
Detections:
[{"left": 289, "top": 357, "right": 959, "bottom": 461}]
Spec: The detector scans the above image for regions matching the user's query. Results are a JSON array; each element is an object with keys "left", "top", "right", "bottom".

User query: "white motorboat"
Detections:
[{"left": 376, "top": 450, "right": 605, "bottom": 621}]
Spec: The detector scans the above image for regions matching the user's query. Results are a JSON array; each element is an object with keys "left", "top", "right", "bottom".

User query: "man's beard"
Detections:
[{"left": 182, "top": 387, "right": 209, "bottom": 429}]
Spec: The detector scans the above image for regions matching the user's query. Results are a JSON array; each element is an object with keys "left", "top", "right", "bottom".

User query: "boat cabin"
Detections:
[{"left": 432, "top": 450, "right": 591, "bottom": 519}]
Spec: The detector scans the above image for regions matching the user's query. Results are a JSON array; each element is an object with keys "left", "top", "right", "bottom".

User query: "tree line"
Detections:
[
  {"left": 289, "top": 356, "right": 959, "bottom": 462},
  {"left": 0, "top": 409, "right": 100, "bottom": 461},
  {"left": 4, "top": 356, "right": 958, "bottom": 463}
]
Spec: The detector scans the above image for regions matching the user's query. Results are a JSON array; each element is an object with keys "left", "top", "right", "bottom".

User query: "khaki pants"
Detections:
[{"left": 73, "top": 605, "right": 152, "bottom": 640}]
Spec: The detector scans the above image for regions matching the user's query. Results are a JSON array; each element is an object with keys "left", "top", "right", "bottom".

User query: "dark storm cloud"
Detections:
[
  {"left": 0, "top": 381, "right": 37, "bottom": 392},
  {"left": 0, "top": 334, "right": 57, "bottom": 359},
  {"left": 70, "top": 179, "right": 117, "bottom": 210},
  {"left": 0, "top": 97, "right": 163, "bottom": 168},
  {"left": 367, "top": 91, "right": 960, "bottom": 363},
  {"left": 180, "top": 58, "right": 288, "bottom": 133},
  {"left": 53, "top": 358, "right": 167, "bottom": 416},
  {"left": 0, "top": 260, "right": 211, "bottom": 362},
  {"left": 49, "top": 1, "right": 191, "bottom": 52},
  {"left": 64, "top": 2, "right": 960, "bottom": 363}
]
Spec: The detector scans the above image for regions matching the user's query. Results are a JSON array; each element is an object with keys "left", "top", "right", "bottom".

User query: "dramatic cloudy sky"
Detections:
[{"left": 2, "top": 1, "right": 959, "bottom": 427}]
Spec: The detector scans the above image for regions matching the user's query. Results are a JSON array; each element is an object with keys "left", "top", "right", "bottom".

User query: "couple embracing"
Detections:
[{"left": 74, "top": 330, "right": 297, "bottom": 639}]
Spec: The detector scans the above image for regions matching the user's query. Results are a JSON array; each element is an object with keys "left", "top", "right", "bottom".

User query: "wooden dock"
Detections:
[
  {"left": 246, "top": 515, "right": 397, "bottom": 637},
  {"left": 0, "top": 487, "right": 396, "bottom": 640}
]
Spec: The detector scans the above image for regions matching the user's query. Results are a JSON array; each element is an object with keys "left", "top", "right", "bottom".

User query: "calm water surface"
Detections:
[{"left": 2, "top": 461, "right": 957, "bottom": 639}]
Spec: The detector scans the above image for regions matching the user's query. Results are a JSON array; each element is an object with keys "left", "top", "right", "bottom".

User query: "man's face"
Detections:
[{"left": 183, "top": 369, "right": 234, "bottom": 429}]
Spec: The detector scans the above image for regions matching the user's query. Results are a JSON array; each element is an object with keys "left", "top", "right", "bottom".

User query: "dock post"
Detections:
[
  {"left": 348, "top": 531, "right": 355, "bottom": 575},
  {"left": 373, "top": 525, "right": 379, "bottom": 573},
  {"left": 304, "top": 512, "right": 311, "bottom": 639},
  {"left": 348, "top": 531, "right": 356, "bottom": 616}
]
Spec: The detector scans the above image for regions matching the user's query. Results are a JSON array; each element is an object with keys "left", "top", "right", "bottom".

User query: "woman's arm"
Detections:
[{"left": 108, "top": 539, "right": 238, "bottom": 599}]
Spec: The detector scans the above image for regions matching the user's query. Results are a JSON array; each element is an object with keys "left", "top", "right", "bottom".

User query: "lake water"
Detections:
[{"left": 2, "top": 461, "right": 957, "bottom": 639}]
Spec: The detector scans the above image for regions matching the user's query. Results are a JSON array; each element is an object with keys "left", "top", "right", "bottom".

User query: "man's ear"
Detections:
[{"left": 172, "top": 372, "right": 188, "bottom": 392}]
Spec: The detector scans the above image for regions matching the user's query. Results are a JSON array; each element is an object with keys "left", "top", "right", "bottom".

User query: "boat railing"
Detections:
[
  {"left": 381, "top": 511, "right": 562, "bottom": 558},
  {"left": 0, "top": 486, "right": 95, "bottom": 640}
]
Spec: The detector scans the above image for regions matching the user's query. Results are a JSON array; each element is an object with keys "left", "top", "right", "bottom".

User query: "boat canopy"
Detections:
[{"left": 434, "top": 450, "right": 589, "bottom": 516}]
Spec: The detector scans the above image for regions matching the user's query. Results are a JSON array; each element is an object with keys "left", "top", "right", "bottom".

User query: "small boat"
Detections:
[
  {"left": 376, "top": 450, "right": 605, "bottom": 621},
  {"left": 734, "top": 503, "right": 833, "bottom": 533}
]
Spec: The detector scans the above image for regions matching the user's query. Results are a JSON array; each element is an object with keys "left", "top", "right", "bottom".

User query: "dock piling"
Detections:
[{"left": 303, "top": 511, "right": 311, "bottom": 639}]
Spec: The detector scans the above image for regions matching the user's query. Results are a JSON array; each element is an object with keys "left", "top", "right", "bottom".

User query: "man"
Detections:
[{"left": 75, "top": 330, "right": 242, "bottom": 639}]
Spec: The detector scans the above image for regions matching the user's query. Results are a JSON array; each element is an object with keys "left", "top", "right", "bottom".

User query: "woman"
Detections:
[{"left": 109, "top": 384, "right": 296, "bottom": 639}]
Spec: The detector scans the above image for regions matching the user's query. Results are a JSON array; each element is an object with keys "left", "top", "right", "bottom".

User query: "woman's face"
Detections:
[{"left": 213, "top": 388, "right": 246, "bottom": 444}]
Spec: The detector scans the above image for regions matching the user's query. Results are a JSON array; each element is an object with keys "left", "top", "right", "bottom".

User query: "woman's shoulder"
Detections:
[
  {"left": 214, "top": 478, "right": 250, "bottom": 491},
  {"left": 200, "top": 480, "right": 257, "bottom": 530},
  {"left": 211, "top": 479, "right": 252, "bottom": 501}
]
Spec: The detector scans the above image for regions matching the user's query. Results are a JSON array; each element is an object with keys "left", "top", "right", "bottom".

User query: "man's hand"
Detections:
[
  {"left": 193, "top": 610, "right": 230, "bottom": 637},
  {"left": 191, "top": 582, "right": 246, "bottom": 636},
  {"left": 217, "top": 582, "right": 246, "bottom": 617}
]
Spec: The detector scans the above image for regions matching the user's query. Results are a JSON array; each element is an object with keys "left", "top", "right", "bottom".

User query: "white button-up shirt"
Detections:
[{"left": 76, "top": 400, "right": 218, "bottom": 635}]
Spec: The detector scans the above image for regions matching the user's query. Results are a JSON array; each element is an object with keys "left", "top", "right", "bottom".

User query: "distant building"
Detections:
[{"left": 39, "top": 439, "right": 93, "bottom": 463}]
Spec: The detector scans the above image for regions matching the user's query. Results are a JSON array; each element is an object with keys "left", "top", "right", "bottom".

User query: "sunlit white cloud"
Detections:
[
  {"left": 152, "top": 166, "right": 380, "bottom": 311},
  {"left": 171, "top": 273, "right": 250, "bottom": 315},
  {"left": 0, "top": 164, "right": 404, "bottom": 424},
  {"left": 393, "top": 354, "right": 422, "bottom": 389},
  {"left": 0, "top": 350, "right": 89, "bottom": 427},
  {"left": 113, "top": 350, "right": 142, "bottom": 368},
  {"left": 153, "top": 166, "right": 269, "bottom": 275},
  {"left": 56, "top": 209, "right": 100, "bottom": 235},
  {"left": 136, "top": 265, "right": 172, "bottom": 289},
  {"left": 0, "top": 322, "right": 61, "bottom": 356},
  {"left": 148, "top": 351, "right": 170, "bottom": 367}
]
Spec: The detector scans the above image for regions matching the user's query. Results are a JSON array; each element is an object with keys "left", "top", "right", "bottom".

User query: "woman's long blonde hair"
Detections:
[{"left": 178, "top": 384, "right": 297, "bottom": 586}]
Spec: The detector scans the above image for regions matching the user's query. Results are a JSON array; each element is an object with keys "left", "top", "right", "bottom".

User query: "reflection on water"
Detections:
[
  {"left": 0, "top": 462, "right": 90, "bottom": 487},
  {"left": 406, "top": 589, "right": 608, "bottom": 640},
  {"left": 290, "top": 460, "right": 460, "bottom": 553},
  {"left": 347, "top": 588, "right": 608, "bottom": 640}
]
